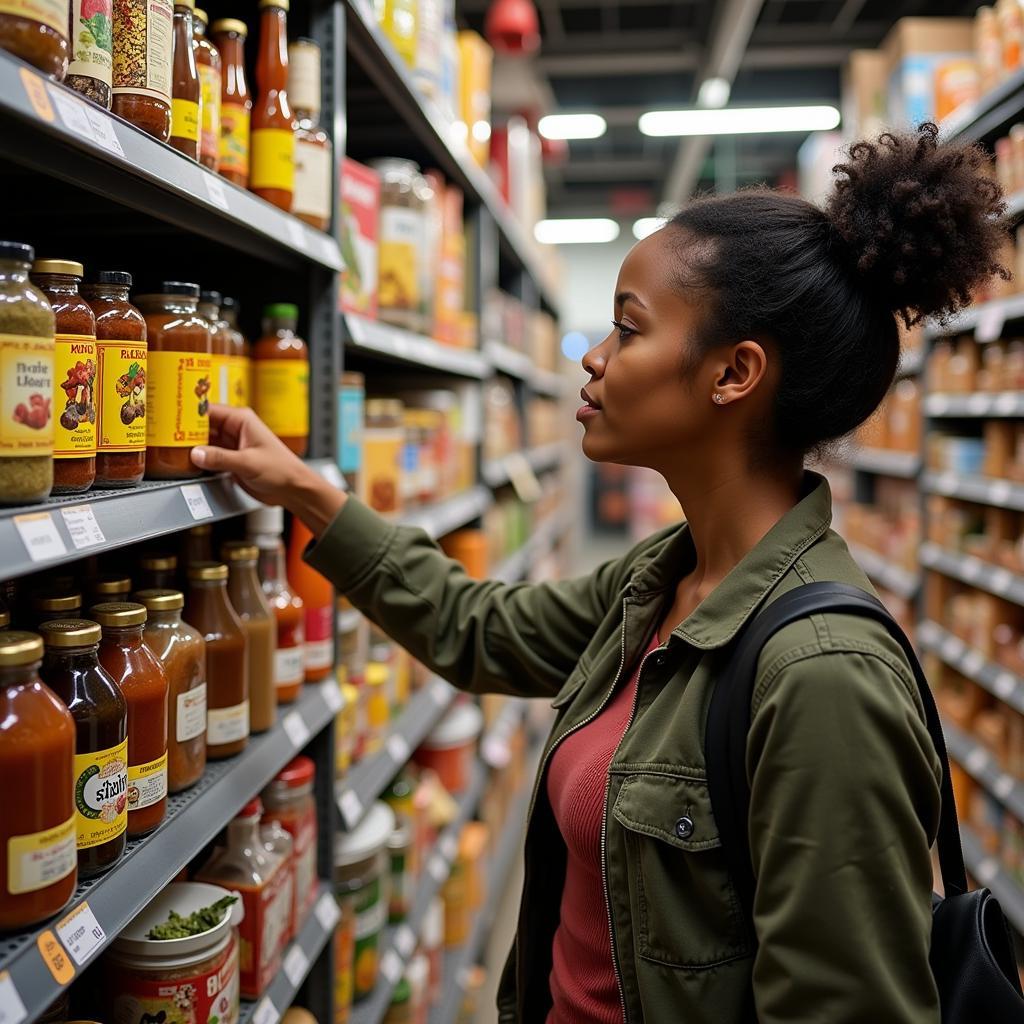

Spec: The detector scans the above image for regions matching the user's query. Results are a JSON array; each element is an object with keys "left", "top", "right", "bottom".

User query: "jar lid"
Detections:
[
  {"left": 340, "top": 371, "right": 364, "bottom": 387},
  {"left": 31, "top": 591, "right": 81, "bottom": 612},
  {"left": 175, "top": 0, "right": 194, "bottom": 9},
  {"left": 247, "top": 504, "right": 284, "bottom": 537},
  {"left": 366, "top": 399, "right": 404, "bottom": 418},
  {"left": 89, "top": 270, "right": 132, "bottom": 287},
  {"left": 221, "top": 541, "right": 258, "bottom": 562},
  {"left": 199, "top": 289, "right": 221, "bottom": 307},
  {"left": 91, "top": 602, "right": 147, "bottom": 627},
  {"left": 93, "top": 575, "right": 131, "bottom": 596},
  {"left": 0, "top": 241, "right": 33, "bottom": 264},
  {"left": 32, "top": 259, "right": 83, "bottom": 278},
  {"left": 259, "top": 0, "right": 289, "bottom": 9},
  {"left": 188, "top": 562, "right": 228, "bottom": 581},
  {"left": 422, "top": 700, "right": 484, "bottom": 750},
  {"left": 161, "top": 281, "right": 200, "bottom": 297},
  {"left": 0, "top": 632, "right": 43, "bottom": 665},
  {"left": 271, "top": 754, "right": 315, "bottom": 789},
  {"left": 211, "top": 17, "right": 247, "bottom": 35},
  {"left": 194, "top": 5, "right": 208, "bottom": 23},
  {"left": 39, "top": 619, "right": 102, "bottom": 647},
  {"left": 140, "top": 553, "right": 176, "bottom": 571},
  {"left": 335, "top": 801, "right": 395, "bottom": 867},
  {"left": 263, "top": 302, "right": 298, "bottom": 320},
  {"left": 135, "top": 589, "right": 185, "bottom": 611}
]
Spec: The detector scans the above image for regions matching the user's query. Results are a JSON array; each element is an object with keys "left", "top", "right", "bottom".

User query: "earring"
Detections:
[{"left": 713, "top": 393, "right": 726, "bottom": 404}]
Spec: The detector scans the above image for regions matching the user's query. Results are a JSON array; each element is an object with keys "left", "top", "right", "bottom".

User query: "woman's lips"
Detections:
[{"left": 576, "top": 404, "right": 600, "bottom": 422}]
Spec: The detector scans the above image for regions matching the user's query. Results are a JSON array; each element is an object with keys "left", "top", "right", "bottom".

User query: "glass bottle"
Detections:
[
  {"left": 287, "top": 518, "right": 334, "bottom": 682},
  {"left": 66, "top": 0, "right": 112, "bottom": 108},
  {"left": 222, "top": 541, "right": 276, "bottom": 734},
  {"left": 260, "top": 816, "right": 295, "bottom": 943},
  {"left": 0, "top": 0, "right": 68, "bottom": 79},
  {"left": 211, "top": 18, "right": 250, "bottom": 187},
  {"left": 92, "top": 602, "right": 168, "bottom": 838},
  {"left": 91, "top": 574, "right": 131, "bottom": 603},
  {"left": 220, "top": 296, "right": 250, "bottom": 407},
  {"left": 250, "top": 0, "right": 295, "bottom": 211},
  {"left": 185, "top": 562, "right": 248, "bottom": 759},
  {"left": 181, "top": 523, "right": 213, "bottom": 572},
  {"left": 112, "top": 0, "right": 172, "bottom": 140},
  {"left": 32, "top": 590, "right": 82, "bottom": 628},
  {"left": 39, "top": 619, "right": 128, "bottom": 878},
  {"left": 199, "top": 289, "right": 230, "bottom": 407},
  {"left": 288, "top": 38, "right": 331, "bottom": 232},
  {"left": 252, "top": 303, "right": 309, "bottom": 456},
  {"left": 0, "top": 632, "right": 76, "bottom": 929},
  {"left": 192, "top": 7, "right": 220, "bottom": 171},
  {"left": 170, "top": 0, "right": 200, "bottom": 160},
  {"left": 138, "top": 553, "right": 178, "bottom": 591}
]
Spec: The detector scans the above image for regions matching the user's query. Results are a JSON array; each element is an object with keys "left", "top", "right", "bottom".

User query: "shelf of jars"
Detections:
[
  {"left": 925, "top": 392, "right": 1024, "bottom": 418},
  {"left": 482, "top": 443, "right": 565, "bottom": 489},
  {"left": 960, "top": 826, "right": 1024, "bottom": 934},
  {"left": 941, "top": 65, "right": 1024, "bottom": 144},
  {"left": 846, "top": 543, "right": 921, "bottom": 600},
  {"left": 839, "top": 447, "right": 921, "bottom": 479},
  {"left": 920, "top": 542, "right": 1024, "bottom": 606},
  {"left": 921, "top": 293, "right": 1024, "bottom": 342},
  {"left": 0, "top": 677, "right": 341, "bottom": 1019},
  {"left": 922, "top": 471, "right": 1024, "bottom": 513},
  {"left": 0, "top": 53, "right": 343, "bottom": 273},
  {"left": 943, "top": 716, "right": 1024, "bottom": 824}
]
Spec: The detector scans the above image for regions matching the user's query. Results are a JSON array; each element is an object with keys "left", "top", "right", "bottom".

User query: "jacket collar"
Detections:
[{"left": 628, "top": 471, "right": 833, "bottom": 650}]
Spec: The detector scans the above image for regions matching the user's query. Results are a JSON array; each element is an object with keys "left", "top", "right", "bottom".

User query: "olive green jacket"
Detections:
[{"left": 308, "top": 473, "right": 942, "bottom": 1024}]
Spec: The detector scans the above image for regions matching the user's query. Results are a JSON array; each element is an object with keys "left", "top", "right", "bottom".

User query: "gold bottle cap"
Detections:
[
  {"left": 32, "top": 591, "right": 82, "bottom": 612},
  {"left": 93, "top": 576, "right": 132, "bottom": 596},
  {"left": 39, "top": 619, "right": 103, "bottom": 647},
  {"left": 194, "top": 6, "right": 208, "bottom": 24},
  {"left": 188, "top": 562, "right": 229, "bottom": 582},
  {"left": 135, "top": 589, "right": 185, "bottom": 611},
  {"left": 221, "top": 541, "right": 259, "bottom": 562},
  {"left": 32, "top": 259, "right": 84, "bottom": 278},
  {"left": 0, "top": 632, "right": 44, "bottom": 665},
  {"left": 91, "top": 602, "right": 147, "bottom": 627},
  {"left": 140, "top": 554, "right": 177, "bottom": 571},
  {"left": 211, "top": 17, "right": 247, "bottom": 35},
  {"left": 259, "top": 0, "right": 288, "bottom": 9}
]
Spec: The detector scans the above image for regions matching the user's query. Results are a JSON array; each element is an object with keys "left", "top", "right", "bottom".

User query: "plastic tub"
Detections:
[{"left": 414, "top": 701, "right": 483, "bottom": 792}]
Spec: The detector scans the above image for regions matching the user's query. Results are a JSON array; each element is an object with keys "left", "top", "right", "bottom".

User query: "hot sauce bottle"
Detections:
[
  {"left": 252, "top": 303, "right": 309, "bottom": 456},
  {"left": 287, "top": 518, "right": 333, "bottom": 682},
  {"left": 170, "top": 0, "right": 200, "bottom": 160},
  {"left": 288, "top": 38, "right": 331, "bottom": 232},
  {"left": 211, "top": 18, "right": 250, "bottom": 187},
  {"left": 192, "top": 7, "right": 220, "bottom": 171},
  {"left": 250, "top": 0, "right": 295, "bottom": 211}
]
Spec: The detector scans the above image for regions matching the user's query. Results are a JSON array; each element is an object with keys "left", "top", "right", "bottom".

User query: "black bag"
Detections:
[{"left": 704, "top": 581, "right": 1024, "bottom": 1023}]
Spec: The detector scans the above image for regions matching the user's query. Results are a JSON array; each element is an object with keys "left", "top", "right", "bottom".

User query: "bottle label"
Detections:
[
  {"left": 146, "top": 349, "right": 211, "bottom": 447},
  {"left": 338, "top": 384, "right": 363, "bottom": 474},
  {"left": 69, "top": 0, "right": 113, "bottom": 87},
  {"left": 253, "top": 359, "right": 308, "bottom": 437},
  {"left": 53, "top": 334, "right": 97, "bottom": 459},
  {"left": 171, "top": 96, "right": 199, "bottom": 142},
  {"left": 96, "top": 339, "right": 146, "bottom": 452},
  {"left": 0, "top": 333, "right": 54, "bottom": 456},
  {"left": 378, "top": 207, "right": 420, "bottom": 312},
  {"left": 128, "top": 750, "right": 167, "bottom": 811},
  {"left": 290, "top": 816, "right": 317, "bottom": 925},
  {"left": 112, "top": 0, "right": 173, "bottom": 102},
  {"left": 287, "top": 43, "right": 319, "bottom": 113},
  {"left": 274, "top": 645, "right": 304, "bottom": 689},
  {"left": 177, "top": 681, "right": 207, "bottom": 741},
  {"left": 6, "top": 815, "right": 76, "bottom": 895},
  {"left": 208, "top": 700, "right": 249, "bottom": 744},
  {"left": 226, "top": 353, "right": 249, "bottom": 407},
  {"left": 74, "top": 739, "right": 128, "bottom": 849},
  {"left": 304, "top": 604, "right": 333, "bottom": 672},
  {"left": 0, "top": 0, "right": 67, "bottom": 34},
  {"left": 219, "top": 102, "right": 250, "bottom": 176},
  {"left": 198, "top": 62, "right": 221, "bottom": 158},
  {"left": 208, "top": 351, "right": 229, "bottom": 405},
  {"left": 250, "top": 127, "right": 295, "bottom": 193},
  {"left": 293, "top": 137, "right": 331, "bottom": 221}
]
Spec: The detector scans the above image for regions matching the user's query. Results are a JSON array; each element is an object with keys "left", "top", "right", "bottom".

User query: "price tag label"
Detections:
[
  {"left": 440, "top": 833, "right": 458, "bottom": 862},
  {"left": 966, "top": 747, "right": 989, "bottom": 775},
  {"left": 941, "top": 636, "right": 962, "bottom": 661},
  {"left": 395, "top": 925, "right": 415, "bottom": 958},
  {"left": 286, "top": 219, "right": 307, "bottom": 250},
  {"left": 995, "top": 673, "right": 1018, "bottom": 700},
  {"left": 995, "top": 392, "right": 1019, "bottom": 416},
  {"left": 48, "top": 86, "right": 93, "bottom": 138},
  {"left": 0, "top": 972, "right": 26, "bottom": 1024},
  {"left": 504, "top": 452, "right": 542, "bottom": 503},
  {"left": 318, "top": 462, "right": 346, "bottom": 490},
  {"left": 180, "top": 484, "right": 214, "bottom": 520},
  {"left": 83, "top": 105, "right": 124, "bottom": 157},
  {"left": 430, "top": 680, "right": 450, "bottom": 706},
  {"left": 962, "top": 558, "right": 982, "bottom": 582},
  {"left": 14, "top": 512, "right": 67, "bottom": 562},
  {"left": 386, "top": 734, "right": 410, "bottom": 765},
  {"left": 995, "top": 774, "right": 1016, "bottom": 801},
  {"left": 252, "top": 998, "right": 279, "bottom": 1024},
  {"left": 339, "top": 789, "right": 364, "bottom": 829},
  {"left": 36, "top": 930, "right": 74, "bottom": 985},
  {"left": 976, "top": 857, "right": 999, "bottom": 885},
  {"left": 283, "top": 710, "right": 311, "bottom": 749},
  {"left": 61, "top": 505, "right": 106, "bottom": 549},
  {"left": 989, "top": 480, "right": 1013, "bottom": 506},
  {"left": 321, "top": 677, "right": 343, "bottom": 713},
  {"left": 928, "top": 394, "right": 950, "bottom": 416},
  {"left": 283, "top": 944, "right": 310, "bottom": 986},
  {"left": 962, "top": 651, "right": 985, "bottom": 677},
  {"left": 976, "top": 304, "right": 1006, "bottom": 343},
  {"left": 56, "top": 902, "right": 105, "bottom": 966},
  {"left": 991, "top": 569, "right": 1014, "bottom": 595},
  {"left": 315, "top": 891, "right": 341, "bottom": 931},
  {"left": 20, "top": 67, "right": 54, "bottom": 122},
  {"left": 428, "top": 856, "right": 448, "bottom": 883},
  {"left": 203, "top": 172, "right": 230, "bottom": 211},
  {"left": 380, "top": 949, "right": 402, "bottom": 984}
]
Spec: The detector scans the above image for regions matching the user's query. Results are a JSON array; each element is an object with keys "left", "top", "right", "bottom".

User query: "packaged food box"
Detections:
[{"left": 339, "top": 158, "right": 381, "bottom": 319}]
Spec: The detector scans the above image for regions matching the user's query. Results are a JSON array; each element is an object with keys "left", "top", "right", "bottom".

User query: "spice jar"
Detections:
[
  {"left": 211, "top": 18, "right": 250, "bottom": 187},
  {"left": 222, "top": 541, "right": 276, "bottom": 734},
  {"left": 112, "top": 0, "right": 172, "bottom": 140},
  {"left": 32, "top": 590, "right": 82, "bottom": 627},
  {"left": 192, "top": 8, "right": 220, "bottom": 170},
  {"left": 39, "top": 619, "right": 128, "bottom": 878},
  {"left": 66, "top": 0, "right": 112, "bottom": 106},
  {"left": 137, "top": 589, "right": 206, "bottom": 793},
  {"left": 0, "top": 241, "right": 54, "bottom": 504},
  {"left": 338, "top": 371, "right": 364, "bottom": 494},
  {"left": 199, "top": 289, "right": 230, "bottom": 406},
  {"left": 138, "top": 553, "right": 177, "bottom": 591},
  {"left": 253, "top": 303, "right": 309, "bottom": 456},
  {"left": 185, "top": 562, "right": 248, "bottom": 759},
  {"left": 169, "top": 0, "right": 200, "bottom": 159},
  {"left": 136, "top": 282, "right": 212, "bottom": 480},
  {"left": 0, "top": 632, "right": 77, "bottom": 929},
  {"left": 372, "top": 159, "right": 425, "bottom": 332},
  {"left": 83, "top": 271, "right": 147, "bottom": 488},
  {"left": 363, "top": 399, "right": 404, "bottom": 514},
  {"left": 31, "top": 259, "right": 97, "bottom": 494},
  {"left": 289, "top": 38, "right": 331, "bottom": 231},
  {"left": 0, "top": 0, "right": 68, "bottom": 79},
  {"left": 250, "top": 0, "right": 295, "bottom": 211},
  {"left": 221, "top": 296, "right": 250, "bottom": 407}
]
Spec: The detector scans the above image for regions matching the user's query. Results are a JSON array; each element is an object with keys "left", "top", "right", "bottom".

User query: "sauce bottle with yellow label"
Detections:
[
  {"left": 253, "top": 303, "right": 308, "bottom": 456},
  {"left": 250, "top": 0, "right": 295, "bottom": 211},
  {"left": 170, "top": 0, "right": 200, "bottom": 160}
]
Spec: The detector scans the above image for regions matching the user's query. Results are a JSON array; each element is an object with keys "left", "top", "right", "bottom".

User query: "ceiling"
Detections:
[{"left": 459, "top": 0, "right": 985, "bottom": 218}]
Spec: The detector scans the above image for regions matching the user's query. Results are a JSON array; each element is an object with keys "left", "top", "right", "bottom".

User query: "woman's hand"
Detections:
[{"left": 191, "top": 404, "right": 347, "bottom": 537}]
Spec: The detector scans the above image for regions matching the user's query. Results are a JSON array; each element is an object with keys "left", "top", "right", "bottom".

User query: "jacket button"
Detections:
[{"left": 675, "top": 816, "right": 694, "bottom": 840}]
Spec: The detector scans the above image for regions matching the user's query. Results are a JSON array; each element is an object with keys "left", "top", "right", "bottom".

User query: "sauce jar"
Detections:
[
  {"left": 250, "top": 0, "right": 295, "bottom": 211},
  {"left": 0, "top": 0, "right": 68, "bottom": 79},
  {"left": 221, "top": 295, "right": 250, "bottom": 407},
  {"left": 372, "top": 159, "right": 424, "bottom": 333},
  {"left": 138, "top": 552, "right": 177, "bottom": 591},
  {"left": 169, "top": 0, "right": 200, "bottom": 159},
  {"left": 192, "top": 7, "right": 221, "bottom": 171},
  {"left": 211, "top": 18, "right": 250, "bottom": 187},
  {"left": 363, "top": 399, "right": 404, "bottom": 514},
  {"left": 253, "top": 302, "right": 309, "bottom": 456},
  {"left": 83, "top": 270, "right": 147, "bottom": 488},
  {"left": 92, "top": 574, "right": 131, "bottom": 603},
  {"left": 0, "top": 632, "right": 77, "bottom": 929},
  {"left": 199, "top": 289, "right": 230, "bottom": 406},
  {"left": 112, "top": 0, "right": 172, "bottom": 141},
  {"left": 136, "top": 282, "right": 212, "bottom": 480}
]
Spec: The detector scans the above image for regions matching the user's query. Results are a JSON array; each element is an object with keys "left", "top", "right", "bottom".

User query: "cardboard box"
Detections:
[
  {"left": 842, "top": 49, "right": 889, "bottom": 138},
  {"left": 458, "top": 30, "right": 493, "bottom": 167},
  {"left": 433, "top": 183, "right": 466, "bottom": 346},
  {"left": 339, "top": 158, "right": 381, "bottom": 319}
]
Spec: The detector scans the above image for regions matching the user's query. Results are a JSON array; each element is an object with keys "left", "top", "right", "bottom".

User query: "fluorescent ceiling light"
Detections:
[
  {"left": 697, "top": 77, "right": 731, "bottom": 109},
  {"left": 638, "top": 104, "right": 841, "bottom": 137},
  {"left": 538, "top": 113, "right": 607, "bottom": 140},
  {"left": 632, "top": 217, "right": 666, "bottom": 240},
  {"left": 535, "top": 218, "right": 620, "bottom": 245}
]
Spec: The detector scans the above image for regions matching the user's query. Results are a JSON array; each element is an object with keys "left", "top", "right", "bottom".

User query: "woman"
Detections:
[{"left": 192, "top": 123, "right": 1007, "bottom": 1023}]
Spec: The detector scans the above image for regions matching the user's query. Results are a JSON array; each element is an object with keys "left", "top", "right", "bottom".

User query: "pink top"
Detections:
[{"left": 545, "top": 634, "right": 661, "bottom": 1024}]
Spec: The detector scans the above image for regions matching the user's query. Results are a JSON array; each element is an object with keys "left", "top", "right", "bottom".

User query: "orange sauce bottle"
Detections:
[
  {"left": 211, "top": 18, "right": 250, "bottom": 187},
  {"left": 287, "top": 519, "right": 334, "bottom": 682},
  {"left": 170, "top": 0, "right": 201, "bottom": 160},
  {"left": 250, "top": 0, "right": 295, "bottom": 211}
]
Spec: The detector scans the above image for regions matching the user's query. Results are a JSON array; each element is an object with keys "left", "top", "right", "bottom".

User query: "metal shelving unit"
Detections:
[
  {"left": 961, "top": 826, "right": 1024, "bottom": 934},
  {"left": 922, "top": 471, "right": 1024, "bottom": 513},
  {"left": 925, "top": 392, "right": 1024, "bottom": 418},
  {"left": 847, "top": 543, "right": 920, "bottom": 600},
  {"left": 482, "top": 443, "right": 565, "bottom": 489},
  {"left": 921, "top": 293, "right": 1024, "bottom": 342},
  {"left": 399, "top": 487, "right": 494, "bottom": 540},
  {"left": 344, "top": 313, "right": 490, "bottom": 379},
  {"left": 919, "top": 543, "right": 1024, "bottom": 606},
  {"left": 942, "top": 66, "right": 1024, "bottom": 144},
  {"left": 840, "top": 447, "right": 921, "bottom": 479},
  {"left": 944, "top": 718, "right": 1024, "bottom": 824}
]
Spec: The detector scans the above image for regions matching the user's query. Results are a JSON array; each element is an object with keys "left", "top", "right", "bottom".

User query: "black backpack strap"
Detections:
[{"left": 705, "top": 581, "right": 968, "bottom": 944}]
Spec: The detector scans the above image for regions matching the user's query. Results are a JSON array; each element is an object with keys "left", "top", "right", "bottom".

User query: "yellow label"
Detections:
[
  {"left": 253, "top": 359, "right": 308, "bottom": 436},
  {"left": 128, "top": 751, "right": 167, "bottom": 811},
  {"left": 362, "top": 427, "right": 402, "bottom": 513},
  {"left": 250, "top": 127, "right": 295, "bottom": 193},
  {"left": 219, "top": 102, "right": 250, "bottom": 176},
  {"left": 54, "top": 334, "right": 97, "bottom": 459},
  {"left": 96, "top": 339, "right": 146, "bottom": 453},
  {"left": 378, "top": 207, "right": 420, "bottom": 311},
  {"left": 7, "top": 815, "right": 76, "bottom": 895},
  {"left": 74, "top": 739, "right": 128, "bottom": 850},
  {"left": 171, "top": 97, "right": 200, "bottom": 143},
  {"left": 0, "top": 333, "right": 54, "bottom": 456},
  {"left": 198, "top": 63, "right": 221, "bottom": 156},
  {"left": 146, "top": 349, "right": 211, "bottom": 448},
  {"left": 0, "top": 0, "right": 67, "bottom": 34},
  {"left": 208, "top": 351, "right": 229, "bottom": 405},
  {"left": 227, "top": 353, "right": 250, "bottom": 407}
]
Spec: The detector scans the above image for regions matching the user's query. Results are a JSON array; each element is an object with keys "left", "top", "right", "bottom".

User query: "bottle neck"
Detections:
[
  {"left": 43, "top": 645, "right": 100, "bottom": 670},
  {"left": 0, "top": 259, "right": 29, "bottom": 283},
  {"left": 255, "top": 538, "right": 287, "bottom": 587},
  {"left": 257, "top": 7, "right": 289, "bottom": 93},
  {"left": 228, "top": 815, "right": 262, "bottom": 850},
  {"left": 86, "top": 283, "right": 130, "bottom": 302},
  {"left": 32, "top": 273, "right": 79, "bottom": 297},
  {"left": 147, "top": 609, "right": 182, "bottom": 627},
  {"left": 100, "top": 625, "right": 145, "bottom": 646}
]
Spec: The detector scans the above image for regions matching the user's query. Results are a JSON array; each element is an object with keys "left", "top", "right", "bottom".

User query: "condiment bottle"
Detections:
[
  {"left": 38, "top": 619, "right": 128, "bottom": 878},
  {"left": 66, "top": 0, "right": 112, "bottom": 107},
  {"left": 138, "top": 553, "right": 177, "bottom": 591},
  {"left": 192, "top": 7, "right": 220, "bottom": 171},
  {"left": 222, "top": 541, "right": 277, "bottom": 734},
  {"left": 252, "top": 303, "right": 309, "bottom": 456},
  {"left": 250, "top": 0, "right": 296, "bottom": 212},
  {"left": 338, "top": 370, "right": 364, "bottom": 494},
  {"left": 92, "top": 602, "right": 169, "bottom": 838},
  {"left": 0, "top": 0, "right": 68, "bottom": 79},
  {"left": 221, "top": 295, "right": 250, "bottom": 407},
  {"left": 287, "top": 518, "right": 333, "bottom": 682},
  {"left": 32, "top": 590, "right": 82, "bottom": 627},
  {"left": 185, "top": 562, "right": 248, "bottom": 759},
  {"left": 112, "top": 0, "right": 172, "bottom": 140},
  {"left": 91, "top": 574, "right": 131, "bottom": 603},
  {"left": 0, "top": 241, "right": 54, "bottom": 504},
  {"left": 136, "top": 282, "right": 212, "bottom": 480},
  {"left": 0, "top": 632, "right": 77, "bottom": 929},
  {"left": 288, "top": 38, "right": 331, "bottom": 232},
  {"left": 30, "top": 259, "right": 96, "bottom": 494},
  {"left": 247, "top": 505, "right": 304, "bottom": 703},
  {"left": 181, "top": 522, "right": 213, "bottom": 568},
  {"left": 137, "top": 589, "right": 206, "bottom": 793},
  {"left": 83, "top": 270, "right": 147, "bottom": 488},
  {"left": 259, "top": 816, "right": 295, "bottom": 943},
  {"left": 199, "top": 289, "right": 230, "bottom": 406},
  {"left": 211, "top": 18, "right": 250, "bottom": 187},
  {"left": 170, "top": 0, "right": 200, "bottom": 160}
]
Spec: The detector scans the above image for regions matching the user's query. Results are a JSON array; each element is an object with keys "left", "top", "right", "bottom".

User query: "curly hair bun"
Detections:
[{"left": 827, "top": 122, "right": 1009, "bottom": 326}]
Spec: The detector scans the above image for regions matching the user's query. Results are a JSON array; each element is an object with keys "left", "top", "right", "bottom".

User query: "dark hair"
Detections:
[{"left": 668, "top": 122, "right": 1008, "bottom": 455}]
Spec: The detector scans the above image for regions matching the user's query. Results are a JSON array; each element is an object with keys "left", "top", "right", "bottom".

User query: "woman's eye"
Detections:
[{"left": 611, "top": 320, "right": 635, "bottom": 340}]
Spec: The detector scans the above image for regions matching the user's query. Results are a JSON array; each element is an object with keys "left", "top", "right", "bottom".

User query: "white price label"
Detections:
[
  {"left": 395, "top": 925, "right": 415, "bottom": 958},
  {"left": 283, "top": 944, "right": 310, "bottom": 986},
  {"left": 962, "top": 651, "right": 985, "bottom": 677},
  {"left": 995, "top": 774, "right": 1016, "bottom": 801},
  {"left": 283, "top": 710, "right": 311, "bottom": 749},
  {"left": 286, "top": 219, "right": 307, "bottom": 250},
  {"left": 252, "top": 997, "right": 279, "bottom": 1024},
  {"left": 440, "top": 833, "right": 458, "bottom": 862},
  {"left": 180, "top": 484, "right": 214, "bottom": 520},
  {"left": 966, "top": 747, "right": 989, "bottom": 774},
  {"left": 989, "top": 481, "right": 1013, "bottom": 505},
  {"left": 995, "top": 392, "right": 1019, "bottom": 415},
  {"left": 318, "top": 462, "right": 346, "bottom": 490},
  {"left": 967, "top": 393, "right": 990, "bottom": 415},
  {"left": 339, "top": 789, "right": 364, "bottom": 828},
  {"left": 928, "top": 394, "right": 951, "bottom": 416},
  {"left": 962, "top": 559, "right": 982, "bottom": 582},
  {"left": 976, "top": 857, "right": 999, "bottom": 885},
  {"left": 428, "top": 856, "right": 447, "bottom": 883},
  {"left": 976, "top": 304, "right": 1006, "bottom": 343},
  {"left": 321, "top": 677, "right": 343, "bottom": 713},
  {"left": 56, "top": 901, "right": 105, "bottom": 966},
  {"left": 991, "top": 570, "right": 1014, "bottom": 595},
  {"left": 431, "top": 681, "right": 450, "bottom": 706},
  {"left": 941, "top": 636, "right": 962, "bottom": 661},
  {"left": 995, "top": 673, "right": 1018, "bottom": 700},
  {"left": 61, "top": 505, "right": 106, "bottom": 549},
  {"left": 203, "top": 172, "right": 230, "bottom": 211},
  {"left": 380, "top": 949, "right": 402, "bottom": 984},
  {"left": 83, "top": 105, "right": 124, "bottom": 157},
  {"left": 0, "top": 972, "right": 26, "bottom": 1024},
  {"left": 314, "top": 891, "right": 340, "bottom": 931},
  {"left": 48, "top": 85, "right": 93, "bottom": 138},
  {"left": 386, "top": 734, "right": 410, "bottom": 765},
  {"left": 14, "top": 511, "right": 67, "bottom": 562}
]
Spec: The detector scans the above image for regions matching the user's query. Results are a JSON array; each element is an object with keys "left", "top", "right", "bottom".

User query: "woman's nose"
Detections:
[{"left": 582, "top": 344, "right": 606, "bottom": 377}]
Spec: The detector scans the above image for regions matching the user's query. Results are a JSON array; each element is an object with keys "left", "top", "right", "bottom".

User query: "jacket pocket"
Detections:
[{"left": 611, "top": 770, "right": 753, "bottom": 970}]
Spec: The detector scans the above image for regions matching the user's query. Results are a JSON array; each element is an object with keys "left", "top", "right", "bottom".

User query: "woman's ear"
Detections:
[{"left": 712, "top": 340, "right": 768, "bottom": 404}]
